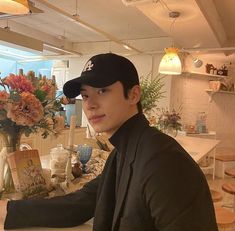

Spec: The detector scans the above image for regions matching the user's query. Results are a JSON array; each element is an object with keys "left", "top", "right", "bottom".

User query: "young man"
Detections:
[{"left": 0, "top": 53, "right": 218, "bottom": 230}]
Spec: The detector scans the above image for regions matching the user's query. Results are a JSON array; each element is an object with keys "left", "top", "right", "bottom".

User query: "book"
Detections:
[{"left": 7, "top": 149, "right": 48, "bottom": 199}]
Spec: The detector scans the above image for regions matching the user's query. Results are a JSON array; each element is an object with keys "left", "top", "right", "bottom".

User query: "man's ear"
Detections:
[{"left": 129, "top": 85, "right": 141, "bottom": 105}]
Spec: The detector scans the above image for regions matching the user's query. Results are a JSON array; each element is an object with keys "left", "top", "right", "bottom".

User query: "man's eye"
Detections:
[
  {"left": 81, "top": 94, "right": 88, "bottom": 100},
  {"left": 97, "top": 89, "right": 107, "bottom": 94}
]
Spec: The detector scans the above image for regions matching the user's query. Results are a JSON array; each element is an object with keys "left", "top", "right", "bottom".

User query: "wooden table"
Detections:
[
  {"left": 2, "top": 222, "right": 93, "bottom": 231},
  {"left": 175, "top": 134, "right": 220, "bottom": 163}
]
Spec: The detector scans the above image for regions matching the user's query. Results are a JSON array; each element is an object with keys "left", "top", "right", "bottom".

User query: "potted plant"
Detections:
[
  {"left": 140, "top": 73, "right": 165, "bottom": 113},
  {"left": 140, "top": 73, "right": 165, "bottom": 127}
]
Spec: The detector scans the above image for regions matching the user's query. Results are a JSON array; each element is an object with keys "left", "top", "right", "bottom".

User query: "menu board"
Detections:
[{"left": 7, "top": 149, "right": 48, "bottom": 199}]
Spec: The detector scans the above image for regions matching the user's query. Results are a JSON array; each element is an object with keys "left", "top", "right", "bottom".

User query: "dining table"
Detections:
[
  {"left": 175, "top": 133, "right": 220, "bottom": 163},
  {"left": 0, "top": 221, "right": 93, "bottom": 231}
]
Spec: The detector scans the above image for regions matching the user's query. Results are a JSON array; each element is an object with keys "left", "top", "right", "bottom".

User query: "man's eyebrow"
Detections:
[{"left": 80, "top": 87, "right": 86, "bottom": 92}]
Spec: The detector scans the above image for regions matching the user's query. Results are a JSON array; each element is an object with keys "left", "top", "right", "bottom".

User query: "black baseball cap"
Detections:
[{"left": 63, "top": 53, "right": 139, "bottom": 98}]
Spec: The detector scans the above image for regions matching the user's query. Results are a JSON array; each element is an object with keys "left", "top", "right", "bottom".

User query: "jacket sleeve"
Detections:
[
  {"left": 4, "top": 175, "right": 100, "bottom": 229},
  {"left": 142, "top": 146, "right": 218, "bottom": 231}
]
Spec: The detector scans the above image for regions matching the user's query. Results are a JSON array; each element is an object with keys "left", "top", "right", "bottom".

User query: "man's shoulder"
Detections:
[{"left": 140, "top": 126, "right": 174, "bottom": 144}]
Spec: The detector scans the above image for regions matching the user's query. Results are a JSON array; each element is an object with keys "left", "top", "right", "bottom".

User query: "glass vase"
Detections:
[
  {"left": 166, "top": 127, "right": 178, "bottom": 138},
  {"left": 0, "top": 132, "right": 21, "bottom": 194}
]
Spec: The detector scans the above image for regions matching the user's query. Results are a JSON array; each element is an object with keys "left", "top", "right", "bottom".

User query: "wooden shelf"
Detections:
[
  {"left": 205, "top": 89, "right": 235, "bottom": 102},
  {"left": 183, "top": 71, "right": 227, "bottom": 79},
  {"left": 206, "top": 89, "right": 235, "bottom": 95}
]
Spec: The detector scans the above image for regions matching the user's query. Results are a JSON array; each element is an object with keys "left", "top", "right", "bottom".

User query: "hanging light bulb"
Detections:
[
  {"left": 0, "top": 0, "right": 29, "bottom": 15},
  {"left": 158, "top": 47, "right": 182, "bottom": 75}
]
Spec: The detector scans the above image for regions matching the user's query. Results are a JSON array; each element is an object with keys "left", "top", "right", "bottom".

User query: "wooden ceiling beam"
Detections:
[
  {"left": 0, "top": 27, "right": 43, "bottom": 52},
  {"left": 194, "top": 0, "right": 227, "bottom": 47},
  {"left": 36, "top": 0, "right": 142, "bottom": 54}
]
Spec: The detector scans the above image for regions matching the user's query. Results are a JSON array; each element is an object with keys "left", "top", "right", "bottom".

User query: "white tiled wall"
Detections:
[{"left": 170, "top": 73, "right": 235, "bottom": 150}]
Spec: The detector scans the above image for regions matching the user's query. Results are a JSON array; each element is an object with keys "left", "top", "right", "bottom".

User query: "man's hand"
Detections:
[{"left": 0, "top": 199, "right": 8, "bottom": 230}]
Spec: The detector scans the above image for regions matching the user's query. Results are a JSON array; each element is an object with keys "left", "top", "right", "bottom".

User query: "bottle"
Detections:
[{"left": 196, "top": 112, "right": 207, "bottom": 133}]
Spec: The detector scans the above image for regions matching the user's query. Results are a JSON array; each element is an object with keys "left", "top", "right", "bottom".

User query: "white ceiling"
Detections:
[{"left": 0, "top": 0, "right": 235, "bottom": 58}]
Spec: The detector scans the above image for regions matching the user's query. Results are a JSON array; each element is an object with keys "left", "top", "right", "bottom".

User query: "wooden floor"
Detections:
[{"left": 207, "top": 174, "right": 235, "bottom": 230}]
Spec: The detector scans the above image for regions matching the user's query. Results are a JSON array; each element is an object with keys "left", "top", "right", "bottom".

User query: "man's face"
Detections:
[{"left": 80, "top": 81, "right": 140, "bottom": 137}]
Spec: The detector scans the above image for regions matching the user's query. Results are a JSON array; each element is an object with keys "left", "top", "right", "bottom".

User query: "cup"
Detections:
[{"left": 77, "top": 144, "right": 92, "bottom": 173}]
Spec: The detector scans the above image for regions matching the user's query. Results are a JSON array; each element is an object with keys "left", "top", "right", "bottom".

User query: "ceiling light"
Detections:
[
  {"left": 123, "top": 44, "right": 132, "bottom": 51},
  {"left": 158, "top": 47, "right": 182, "bottom": 75},
  {"left": 0, "top": 0, "right": 29, "bottom": 15},
  {"left": 122, "top": 0, "right": 157, "bottom": 6},
  {"left": 158, "top": 11, "right": 182, "bottom": 75}
]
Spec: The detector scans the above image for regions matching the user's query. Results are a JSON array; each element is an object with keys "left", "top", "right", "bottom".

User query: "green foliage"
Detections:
[
  {"left": 34, "top": 89, "right": 47, "bottom": 102},
  {"left": 140, "top": 74, "right": 165, "bottom": 113}
]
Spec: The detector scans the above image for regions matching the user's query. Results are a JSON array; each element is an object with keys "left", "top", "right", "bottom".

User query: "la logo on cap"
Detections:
[{"left": 83, "top": 60, "right": 94, "bottom": 72}]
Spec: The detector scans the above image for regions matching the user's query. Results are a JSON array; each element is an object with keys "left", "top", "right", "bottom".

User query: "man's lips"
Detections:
[{"left": 88, "top": 115, "right": 105, "bottom": 123}]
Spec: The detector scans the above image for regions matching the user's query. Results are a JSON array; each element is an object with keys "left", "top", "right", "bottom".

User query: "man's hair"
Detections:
[{"left": 122, "top": 84, "right": 143, "bottom": 114}]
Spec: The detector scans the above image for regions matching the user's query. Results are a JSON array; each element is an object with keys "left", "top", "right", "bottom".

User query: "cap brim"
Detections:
[
  {"left": 63, "top": 74, "right": 116, "bottom": 98},
  {"left": 63, "top": 77, "right": 82, "bottom": 98}
]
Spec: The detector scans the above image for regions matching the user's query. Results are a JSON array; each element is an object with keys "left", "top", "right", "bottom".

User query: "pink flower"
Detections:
[
  {"left": 0, "top": 91, "right": 10, "bottom": 110},
  {"left": 7, "top": 92, "right": 44, "bottom": 126},
  {"left": 40, "top": 84, "right": 50, "bottom": 93},
  {"left": 4, "top": 74, "right": 35, "bottom": 93}
]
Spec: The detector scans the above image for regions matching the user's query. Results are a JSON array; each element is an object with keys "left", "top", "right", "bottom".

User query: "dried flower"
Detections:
[{"left": 157, "top": 108, "right": 182, "bottom": 132}]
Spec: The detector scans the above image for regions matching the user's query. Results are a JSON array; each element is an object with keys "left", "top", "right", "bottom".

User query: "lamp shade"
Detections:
[
  {"left": 158, "top": 47, "right": 182, "bottom": 75},
  {"left": 0, "top": 0, "right": 29, "bottom": 15}
]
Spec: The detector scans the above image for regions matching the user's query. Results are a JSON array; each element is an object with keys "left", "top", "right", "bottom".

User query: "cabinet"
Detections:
[{"left": 186, "top": 132, "right": 217, "bottom": 179}]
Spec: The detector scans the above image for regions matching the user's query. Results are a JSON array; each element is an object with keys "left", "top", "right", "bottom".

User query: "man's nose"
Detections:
[{"left": 85, "top": 96, "right": 98, "bottom": 110}]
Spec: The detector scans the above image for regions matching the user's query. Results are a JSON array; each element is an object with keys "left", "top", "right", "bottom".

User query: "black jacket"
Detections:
[{"left": 5, "top": 114, "right": 218, "bottom": 230}]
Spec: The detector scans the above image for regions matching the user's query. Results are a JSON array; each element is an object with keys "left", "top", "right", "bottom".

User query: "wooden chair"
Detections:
[
  {"left": 225, "top": 169, "right": 235, "bottom": 178},
  {"left": 211, "top": 189, "right": 223, "bottom": 203},
  {"left": 222, "top": 183, "right": 235, "bottom": 212},
  {"left": 215, "top": 207, "right": 235, "bottom": 230},
  {"left": 215, "top": 147, "right": 235, "bottom": 179}
]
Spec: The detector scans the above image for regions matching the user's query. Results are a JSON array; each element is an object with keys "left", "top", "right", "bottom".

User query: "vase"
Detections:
[
  {"left": 0, "top": 132, "right": 21, "bottom": 194},
  {"left": 166, "top": 127, "right": 178, "bottom": 138}
]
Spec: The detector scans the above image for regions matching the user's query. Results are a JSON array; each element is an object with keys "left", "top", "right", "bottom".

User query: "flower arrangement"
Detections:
[
  {"left": 0, "top": 73, "right": 61, "bottom": 144},
  {"left": 0, "top": 72, "right": 63, "bottom": 194},
  {"left": 157, "top": 108, "right": 182, "bottom": 134}
]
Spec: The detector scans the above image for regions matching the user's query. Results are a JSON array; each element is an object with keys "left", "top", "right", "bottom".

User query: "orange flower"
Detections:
[{"left": 7, "top": 92, "right": 44, "bottom": 126}]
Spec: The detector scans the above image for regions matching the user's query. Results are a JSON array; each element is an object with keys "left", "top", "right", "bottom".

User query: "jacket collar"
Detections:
[
  {"left": 109, "top": 113, "right": 149, "bottom": 155},
  {"left": 109, "top": 113, "right": 149, "bottom": 230}
]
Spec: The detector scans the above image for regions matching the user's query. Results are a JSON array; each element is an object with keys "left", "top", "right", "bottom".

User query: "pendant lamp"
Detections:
[
  {"left": 0, "top": 0, "right": 29, "bottom": 15},
  {"left": 158, "top": 47, "right": 182, "bottom": 75}
]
